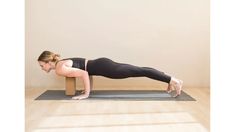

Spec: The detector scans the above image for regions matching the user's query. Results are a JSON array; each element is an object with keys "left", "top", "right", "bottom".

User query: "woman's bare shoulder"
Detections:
[
  {"left": 55, "top": 60, "right": 73, "bottom": 75},
  {"left": 61, "top": 59, "right": 73, "bottom": 67}
]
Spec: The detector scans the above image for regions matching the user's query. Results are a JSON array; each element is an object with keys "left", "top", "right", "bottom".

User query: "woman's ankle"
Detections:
[{"left": 170, "top": 77, "right": 178, "bottom": 85}]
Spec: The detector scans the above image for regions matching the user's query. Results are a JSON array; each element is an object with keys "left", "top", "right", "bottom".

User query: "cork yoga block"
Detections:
[{"left": 65, "top": 77, "right": 76, "bottom": 95}]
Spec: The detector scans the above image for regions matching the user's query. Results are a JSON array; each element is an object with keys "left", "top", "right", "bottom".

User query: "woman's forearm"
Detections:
[{"left": 82, "top": 71, "right": 91, "bottom": 95}]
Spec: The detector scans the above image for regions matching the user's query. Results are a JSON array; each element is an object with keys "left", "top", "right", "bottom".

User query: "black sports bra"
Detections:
[{"left": 62, "top": 58, "right": 86, "bottom": 70}]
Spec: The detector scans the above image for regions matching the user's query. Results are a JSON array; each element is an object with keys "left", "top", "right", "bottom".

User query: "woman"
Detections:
[{"left": 38, "top": 51, "right": 183, "bottom": 100}]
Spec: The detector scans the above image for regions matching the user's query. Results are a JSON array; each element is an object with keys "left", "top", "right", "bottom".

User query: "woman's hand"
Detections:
[{"left": 72, "top": 94, "right": 89, "bottom": 100}]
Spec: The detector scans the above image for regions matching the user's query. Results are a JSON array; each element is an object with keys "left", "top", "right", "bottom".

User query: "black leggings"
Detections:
[{"left": 87, "top": 58, "right": 171, "bottom": 83}]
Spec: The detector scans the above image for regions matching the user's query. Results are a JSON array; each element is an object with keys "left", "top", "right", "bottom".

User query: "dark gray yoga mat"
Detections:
[{"left": 35, "top": 90, "right": 196, "bottom": 101}]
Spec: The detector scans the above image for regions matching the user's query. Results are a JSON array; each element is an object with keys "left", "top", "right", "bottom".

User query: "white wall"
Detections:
[{"left": 26, "top": 0, "right": 210, "bottom": 89}]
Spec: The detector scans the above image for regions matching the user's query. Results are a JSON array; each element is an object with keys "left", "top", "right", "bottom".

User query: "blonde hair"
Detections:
[{"left": 37, "top": 51, "right": 60, "bottom": 63}]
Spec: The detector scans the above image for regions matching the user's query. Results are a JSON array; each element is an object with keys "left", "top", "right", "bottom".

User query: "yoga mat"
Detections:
[{"left": 35, "top": 90, "right": 196, "bottom": 101}]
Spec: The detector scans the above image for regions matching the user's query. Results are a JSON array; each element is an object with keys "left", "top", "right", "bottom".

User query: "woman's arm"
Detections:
[{"left": 56, "top": 65, "right": 91, "bottom": 100}]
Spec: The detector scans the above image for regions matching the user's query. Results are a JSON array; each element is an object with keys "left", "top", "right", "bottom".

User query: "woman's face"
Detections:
[{"left": 38, "top": 61, "right": 51, "bottom": 73}]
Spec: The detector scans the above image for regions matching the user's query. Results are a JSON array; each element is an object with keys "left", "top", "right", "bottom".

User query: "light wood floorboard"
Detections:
[{"left": 25, "top": 87, "right": 210, "bottom": 132}]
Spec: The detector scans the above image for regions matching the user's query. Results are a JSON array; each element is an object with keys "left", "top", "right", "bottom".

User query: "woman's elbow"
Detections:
[{"left": 81, "top": 71, "right": 89, "bottom": 79}]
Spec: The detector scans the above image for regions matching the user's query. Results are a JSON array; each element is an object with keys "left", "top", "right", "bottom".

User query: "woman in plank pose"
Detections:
[{"left": 38, "top": 50, "right": 183, "bottom": 100}]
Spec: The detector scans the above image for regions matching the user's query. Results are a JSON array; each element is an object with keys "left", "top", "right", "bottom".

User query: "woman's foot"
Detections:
[
  {"left": 174, "top": 79, "right": 183, "bottom": 97},
  {"left": 166, "top": 84, "right": 174, "bottom": 93},
  {"left": 168, "top": 78, "right": 183, "bottom": 97}
]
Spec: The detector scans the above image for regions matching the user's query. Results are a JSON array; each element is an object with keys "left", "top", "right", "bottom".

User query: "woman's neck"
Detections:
[{"left": 49, "top": 62, "right": 57, "bottom": 70}]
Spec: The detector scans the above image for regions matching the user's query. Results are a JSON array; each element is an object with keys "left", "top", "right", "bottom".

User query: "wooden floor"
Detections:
[{"left": 25, "top": 86, "right": 210, "bottom": 132}]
